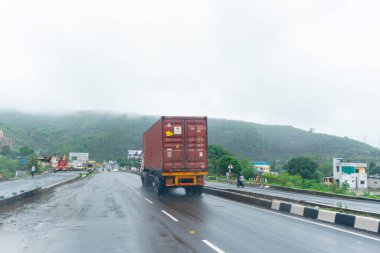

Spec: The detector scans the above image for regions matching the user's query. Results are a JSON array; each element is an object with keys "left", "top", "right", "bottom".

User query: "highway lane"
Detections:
[
  {"left": 206, "top": 181, "right": 380, "bottom": 214},
  {"left": 0, "top": 172, "right": 379, "bottom": 253},
  {"left": 0, "top": 172, "right": 80, "bottom": 198}
]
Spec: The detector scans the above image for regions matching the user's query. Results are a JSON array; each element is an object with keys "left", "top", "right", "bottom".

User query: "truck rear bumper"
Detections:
[{"left": 162, "top": 171, "right": 208, "bottom": 187}]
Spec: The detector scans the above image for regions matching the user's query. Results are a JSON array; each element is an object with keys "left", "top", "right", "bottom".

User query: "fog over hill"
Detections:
[{"left": 0, "top": 111, "right": 378, "bottom": 162}]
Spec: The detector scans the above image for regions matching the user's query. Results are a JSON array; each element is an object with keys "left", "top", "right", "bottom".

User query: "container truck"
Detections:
[{"left": 141, "top": 116, "right": 208, "bottom": 195}]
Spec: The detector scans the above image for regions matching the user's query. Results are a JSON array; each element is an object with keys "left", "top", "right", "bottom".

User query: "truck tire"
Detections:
[
  {"left": 185, "top": 187, "right": 191, "bottom": 195},
  {"left": 153, "top": 177, "right": 162, "bottom": 195},
  {"left": 141, "top": 175, "right": 146, "bottom": 187},
  {"left": 194, "top": 186, "right": 203, "bottom": 196},
  {"left": 162, "top": 185, "right": 169, "bottom": 195}
]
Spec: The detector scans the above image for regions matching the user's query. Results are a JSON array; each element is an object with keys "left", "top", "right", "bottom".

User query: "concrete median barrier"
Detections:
[
  {"left": 204, "top": 186, "right": 380, "bottom": 235},
  {"left": 290, "top": 204, "right": 304, "bottom": 216},
  {"left": 41, "top": 175, "right": 81, "bottom": 192},
  {"left": 0, "top": 174, "right": 81, "bottom": 211},
  {"left": 279, "top": 202, "right": 292, "bottom": 213},
  {"left": 0, "top": 187, "right": 41, "bottom": 208},
  {"left": 335, "top": 213, "right": 356, "bottom": 227},
  {"left": 317, "top": 209, "right": 337, "bottom": 223},
  {"left": 354, "top": 216, "right": 380, "bottom": 233},
  {"left": 303, "top": 207, "right": 319, "bottom": 219}
]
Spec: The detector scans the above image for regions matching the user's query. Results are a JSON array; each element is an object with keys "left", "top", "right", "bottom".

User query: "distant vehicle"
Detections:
[
  {"left": 87, "top": 164, "right": 94, "bottom": 173},
  {"left": 112, "top": 168, "right": 118, "bottom": 172},
  {"left": 54, "top": 154, "right": 70, "bottom": 172},
  {"left": 75, "top": 164, "right": 84, "bottom": 171},
  {"left": 237, "top": 176, "right": 245, "bottom": 188},
  {"left": 141, "top": 116, "right": 208, "bottom": 196}
]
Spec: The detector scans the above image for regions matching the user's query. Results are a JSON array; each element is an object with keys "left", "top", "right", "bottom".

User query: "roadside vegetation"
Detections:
[
  {"left": 207, "top": 145, "right": 380, "bottom": 199},
  {"left": 0, "top": 146, "right": 48, "bottom": 180},
  {"left": 261, "top": 173, "right": 351, "bottom": 195}
]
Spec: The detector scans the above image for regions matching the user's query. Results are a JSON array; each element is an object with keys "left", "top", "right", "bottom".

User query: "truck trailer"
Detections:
[{"left": 141, "top": 116, "right": 208, "bottom": 195}]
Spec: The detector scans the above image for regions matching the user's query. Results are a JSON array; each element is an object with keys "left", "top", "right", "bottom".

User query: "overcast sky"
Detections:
[{"left": 1, "top": 0, "right": 380, "bottom": 147}]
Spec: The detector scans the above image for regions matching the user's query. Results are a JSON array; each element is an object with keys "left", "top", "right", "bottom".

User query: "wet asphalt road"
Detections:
[
  {"left": 0, "top": 172, "right": 80, "bottom": 198},
  {"left": 206, "top": 181, "right": 380, "bottom": 214},
  {"left": 0, "top": 172, "right": 379, "bottom": 253}
]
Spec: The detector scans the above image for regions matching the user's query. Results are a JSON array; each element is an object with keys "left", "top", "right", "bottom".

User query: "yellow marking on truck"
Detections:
[{"left": 162, "top": 171, "right": 208, "bottom": 176}]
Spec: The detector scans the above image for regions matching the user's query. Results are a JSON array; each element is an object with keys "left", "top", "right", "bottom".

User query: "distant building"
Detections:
[
  {"left": 250, "top": 161, "right": 270, "bottom": 174},
  {"left": 333, "top": 158, "right": 367, "bottom": 189},
  {"left": 368, "top": 176, "right": 380, "bottom": 189},
  {"left": 322, "top": 176, "right": 334, "bottom": 185},
  {"left": 0, "top": 129, "right": 13, "bottom": 151},
  {"left": 69, "top": 152, "right": 89, "bottom": 167},
  {"left": 128, "top": 150, "right": 143, "bottom": 160},
  {"left": 36, "top": 156, "right": 52, "bottom": 167}
]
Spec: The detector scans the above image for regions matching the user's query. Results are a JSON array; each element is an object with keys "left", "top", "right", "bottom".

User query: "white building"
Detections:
[
  {"left": 69, "top": 152, "right": 89, "bottom": 167},
  {"left": 333, "top": 158, "right": 367, "bottom": 189},
  {"left": 368, "top": 176, "right": 380, "bottom": 189}
]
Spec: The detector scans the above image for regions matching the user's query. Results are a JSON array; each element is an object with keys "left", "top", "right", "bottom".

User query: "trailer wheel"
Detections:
[
  {"left": 194, "top": 186, "right": 203, "bottom": 196},
  {"left": 162, "top": 186, "right": 169, "bottom": 195},
  {"left": 141, "top": 175, "right": 146, "bottom": 187},
  {"left": 154, "top": 177, "right": 162, "bottom": 195},
  {"left": 185, "top": 187, "right": 191, "bottom": 195}
]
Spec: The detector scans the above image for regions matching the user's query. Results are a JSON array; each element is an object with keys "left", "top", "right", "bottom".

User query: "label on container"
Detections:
[
  {"left": 166, "top": 131, "right": 173, "bottom": 137},
  {"left": 174, "top": 126, "right": 182, "bottom": 135}
]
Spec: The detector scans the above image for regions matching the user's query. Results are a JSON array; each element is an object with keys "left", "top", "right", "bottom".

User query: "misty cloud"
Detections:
[{"left": 1, "top": 0, "right": 380, "bottom": 146}]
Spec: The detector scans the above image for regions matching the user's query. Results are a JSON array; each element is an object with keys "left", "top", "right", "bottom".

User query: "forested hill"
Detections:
[{"left": 0, "top": 111, "right": 378, "bottom": 161}]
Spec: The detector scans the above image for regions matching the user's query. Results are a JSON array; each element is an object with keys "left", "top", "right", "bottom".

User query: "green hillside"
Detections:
[{"left": 0, "top": 111, "right": 378, "bottom": 162}]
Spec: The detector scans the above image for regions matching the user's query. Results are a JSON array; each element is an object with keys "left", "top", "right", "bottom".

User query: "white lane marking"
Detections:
[
  {"left": 202, "top": 240, "right": 225, "bottom": 253},
  {"left": 136, "top": 191, "right": 141, "bottom": 195},
  {"left": 124, "top": 182, "right": 135, "bottom": 189},
  {"left": 161, "top": 210, "right": 179, "bottom": 222},
  {"left": 144, "top": 198, "right": 153, "bottom": 204},
  {"left": 206, "top": 195, "right": 380, "bottom": 243}
]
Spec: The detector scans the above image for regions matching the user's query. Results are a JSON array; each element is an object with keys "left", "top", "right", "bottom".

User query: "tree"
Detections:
[
  {"left": 0, "top": 146, "right": 11, "bottom": 156},
  {"left": 367, "top": 161, "right": 380, "bottom": 176},
  {"left": 20, "top": 147, "right": 34, "bottom": 157},
  {"left": 0, "top": 157, "right": 19, "bottom": 179},
  {"left": 26, "top": 155, "right": 41, "bottom": 173},
  {"left": 239, "top": 159, "right": 254, "bottom": 180},
  {"left": 215, "top": 154, "right": 241, "bottom": 175},
  {"left": 117, "top": 158, "right": 139, "bottom": 168},
  {"left": 316, "top": 161, "right": 333, "bottom": 178},
  {"left": 285, "top": 157, "right": 318, "bottom": 179},
  {"left": 270, "top": 159, "right": 277, "bottom": 171},
  {"left": 208, "top": 145, "right": 232, "bottom": 175}
]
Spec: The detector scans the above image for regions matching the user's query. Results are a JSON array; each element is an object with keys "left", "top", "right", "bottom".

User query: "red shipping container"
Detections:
[{"left": 144, "top": 116, "right": 208, "bottom": 173}]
